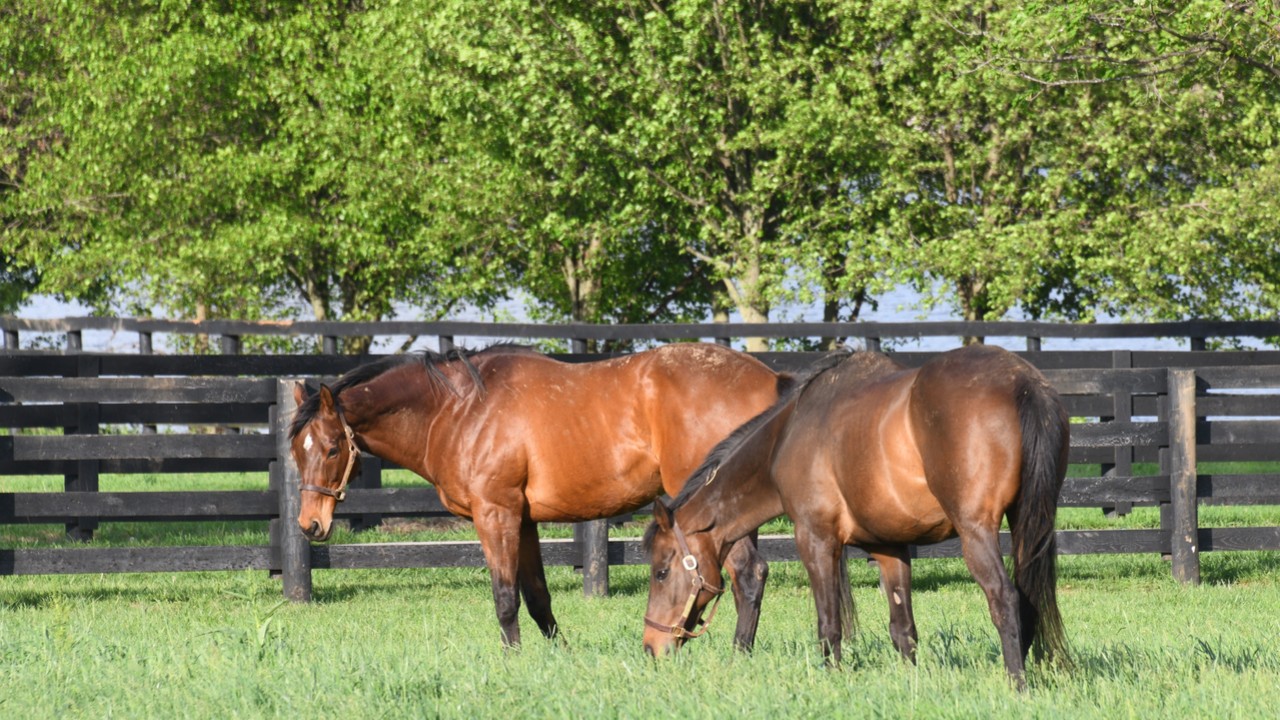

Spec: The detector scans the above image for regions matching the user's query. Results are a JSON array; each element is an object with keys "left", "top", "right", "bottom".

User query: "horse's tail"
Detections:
[
  {"left": 775, "top": 371, "right": 799, "bottom": 398},
  {"left": 1011, "top": 374, "right": 1071, "bottom": 668}
]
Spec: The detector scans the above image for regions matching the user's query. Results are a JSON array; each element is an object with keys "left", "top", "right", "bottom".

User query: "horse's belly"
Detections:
[
  {"left": 837, "top": 465, "right": 952, "bottom": 546},
  {"left": 844, "top": 504, "right": 953, "bottom": 546},
  {"left": 524, "top": 461, "right": 662, "bottom": 523}
]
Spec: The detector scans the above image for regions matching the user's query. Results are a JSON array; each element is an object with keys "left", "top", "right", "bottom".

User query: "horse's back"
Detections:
[
  {"left": 770, "top": 352, "right": 934, "bottom": 543},
  {"left": 637, "top": 344, "right": 785, "bottom": 494},
  {"left": 474, "top": 343, "right": 782, "bottom": 520},
  {"left": 774, "top": 345, "right": 1040, "bottom": 545}
]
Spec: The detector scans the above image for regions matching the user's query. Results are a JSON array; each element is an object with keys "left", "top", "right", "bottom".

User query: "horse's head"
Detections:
[
  {"left": 642, "top": 500, "right": 725, "bottom": 657},
  {"left": 290, "top": 382, "right": 361, "bottom": 543}
]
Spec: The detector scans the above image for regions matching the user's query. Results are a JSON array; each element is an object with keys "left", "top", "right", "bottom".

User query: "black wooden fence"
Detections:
[{"left": 2, "top": 319, "right": 1280, "bottom": 600}]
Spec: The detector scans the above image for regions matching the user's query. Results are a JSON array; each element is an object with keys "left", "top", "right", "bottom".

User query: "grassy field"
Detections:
[{"left": 3, "top": 471, "right": 1280, "bottom": 718}]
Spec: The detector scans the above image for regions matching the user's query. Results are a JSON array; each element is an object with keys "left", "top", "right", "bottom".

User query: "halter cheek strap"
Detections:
[
  {"left": 643, "top": 519, "right": 725, "bottom": 640},
  {"left": 298, "top": 405, "right": 361, "bottom": 503}
]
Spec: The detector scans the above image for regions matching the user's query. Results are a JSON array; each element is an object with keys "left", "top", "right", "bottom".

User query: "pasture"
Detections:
[{"left": 3, "top": 473, "right": 1280, "bottom": 718}]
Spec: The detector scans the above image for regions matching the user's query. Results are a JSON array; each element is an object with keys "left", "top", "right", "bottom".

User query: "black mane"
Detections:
[
  {"left": 642, "top": 348, "right": 854, "bottom": 552},
  {"left": 288, "top": 344, "right": 533, "bottom": 439}
]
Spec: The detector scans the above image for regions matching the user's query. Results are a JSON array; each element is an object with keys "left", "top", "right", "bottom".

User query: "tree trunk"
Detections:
[
  {"left": 563, "top": 236, "right": 603, "bottom": 351},
  {"left": 958, "top": 275, "right": 987, "bottom": 346},
  {"left": 193, "top": 302, "right": 210, "bottom": 354}
]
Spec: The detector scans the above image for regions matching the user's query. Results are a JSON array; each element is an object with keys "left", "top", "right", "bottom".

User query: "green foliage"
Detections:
[
  {"left": 2, "top": 1, "right": 1278, "bottom": 339},
  {"left": 2, "top": 0, "right": 509, "bottom": 331}
]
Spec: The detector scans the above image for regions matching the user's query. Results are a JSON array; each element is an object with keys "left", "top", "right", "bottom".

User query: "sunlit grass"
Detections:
[
  {"left": 2, "top": 552, "right": 1280, "bottom": 718},
  {"left": 4, "top": 470, "right": 1280, "bottom": 717}
]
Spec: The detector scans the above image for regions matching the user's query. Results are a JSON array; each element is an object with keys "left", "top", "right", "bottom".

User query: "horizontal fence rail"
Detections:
[
  {"left": 2, "top": 320, "right": 1280, "bottom": 600},
  {"left": 4, "top": 316, "right": 1280, "bottom": 354}
]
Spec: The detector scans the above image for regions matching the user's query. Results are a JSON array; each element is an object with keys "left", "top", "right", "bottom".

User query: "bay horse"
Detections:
[
  {"left": 288, "top": 343, "right": 792, "bottom": 648},
  {"left": 641, "top": 344, "right": 1070, "bottom": 685}
]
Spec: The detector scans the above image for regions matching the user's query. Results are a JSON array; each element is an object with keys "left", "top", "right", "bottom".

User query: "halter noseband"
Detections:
[
  {"left": 643, "top": 518, "right": 725, "bottom": 641},
  {"left": 298, "top": 404, "right": 361, "bottom": 503}
]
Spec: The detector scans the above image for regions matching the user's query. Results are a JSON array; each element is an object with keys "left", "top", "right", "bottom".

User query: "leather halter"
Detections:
[
  {"left": 298, "top": 404, "right": 360, "bottom": 503},
  {"left": 643, "top": 518, "right": 725, "bottom": 640}
]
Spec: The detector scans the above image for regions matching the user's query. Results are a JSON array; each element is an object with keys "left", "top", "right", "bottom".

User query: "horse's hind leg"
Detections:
[
  {"left": 517, "top": 518, "right": 560, "bottom": 641},
  {"left": 723, "top": 532, "right": 768, "bottom": 652},
  {"left": 793, "top": 526, "right": 850, "bottom": 665},
  {"left": 958, "top": 524, "right": 1026, "bottom": 687},
  {"left": 868, "top": 547, "right": 917, "bottom": 663}
]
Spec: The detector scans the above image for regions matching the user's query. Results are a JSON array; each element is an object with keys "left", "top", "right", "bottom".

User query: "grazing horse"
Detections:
[
  {"left": 289, "top": 343, "right": 791, "bottom": 648},
  {"left": 642, "top": 345, "right": 1070, "bottom": 685}
]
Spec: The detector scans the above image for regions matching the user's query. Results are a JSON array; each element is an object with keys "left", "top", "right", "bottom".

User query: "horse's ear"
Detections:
[
  {"left": 292, "top": 381, "right": 311, "bottom": 406},
  {"left": 653, "top": 500, "right": 673, "bottom": 531},
  {"left": 318, "top": 384, "right": 336, "bottom": 413}
]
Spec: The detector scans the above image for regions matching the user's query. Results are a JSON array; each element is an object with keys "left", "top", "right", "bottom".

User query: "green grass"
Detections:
[
  {"left": 3, "top": 554, "right": 1280, "bottom": 718},
  {"left": 3, "top": 470, "right": 1280, "bottom": 717}
]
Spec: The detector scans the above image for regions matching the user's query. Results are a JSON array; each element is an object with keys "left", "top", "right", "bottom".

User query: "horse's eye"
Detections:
[
  {"left": 655, "top": 568, "right": 669, "bottom": 582},
  {"left": 326, "top": 446, "right": 340, "bottom": 458}
]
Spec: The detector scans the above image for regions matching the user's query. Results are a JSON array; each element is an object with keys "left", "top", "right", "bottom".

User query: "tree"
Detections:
[
  {"left": 444, "top": 2, "right": 893, "bottom": 350},
  {"left": 419, "top": 4, "right": 718, "bottom": 340},
  {"left": 2, "top": 1, "right": 509, "bottom": 351},
  {"left": 986, "top": 1, "right": 1280, "bottom": 324},
  {"left": 1, "top": 1, "right": 60, "bottom": 314}
]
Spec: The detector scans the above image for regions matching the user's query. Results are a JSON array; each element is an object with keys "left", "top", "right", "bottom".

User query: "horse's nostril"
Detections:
[
  {"left": 308, "top": 520, "right": 321, "bottom": 538},
  {"left": 644, "top": 643, "right": 655, "bottom": 657}
]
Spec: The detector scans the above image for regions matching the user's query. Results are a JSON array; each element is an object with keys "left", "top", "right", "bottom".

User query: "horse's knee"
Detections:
[
  {"left": 753, "top": 555, "right": 769, "bottom": 583},
  {"left": 492, "top": 581, "right": 521, "bottom": 620}
]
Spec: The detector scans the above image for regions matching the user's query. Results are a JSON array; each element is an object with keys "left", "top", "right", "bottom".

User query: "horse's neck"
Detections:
[
  {"left": 342, "top": 366, "right": 456, "bottom": 477},
  {"left": 681, "top": 401, "right": 795, "bottom": 552}
]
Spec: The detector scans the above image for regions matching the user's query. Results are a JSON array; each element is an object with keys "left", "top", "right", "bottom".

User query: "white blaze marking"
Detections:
[{"left": 304, "top": 434, "right": 313, "bottom": 451}]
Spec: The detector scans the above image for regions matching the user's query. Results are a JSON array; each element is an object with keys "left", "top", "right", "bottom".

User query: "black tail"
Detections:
[
  {"left": 776, "top": 373, "right": 796, "bottom": 398},
  {"left": 1011, "top": 375, "right": 1071, "bottom": 667}
]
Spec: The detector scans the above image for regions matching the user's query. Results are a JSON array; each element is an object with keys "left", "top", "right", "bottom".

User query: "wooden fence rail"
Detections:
[
  {"left": 3, "top": 316, "right": 1280, "bottom": 354},
  {"left": 3, "top": 331, "right": 1280, "bottom": 599}
]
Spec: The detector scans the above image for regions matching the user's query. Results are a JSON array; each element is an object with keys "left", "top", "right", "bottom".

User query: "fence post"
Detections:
[
  {"left": 273, "top": 379, "right": 313, "bottom": 601},
  {"left": 139, "top": 331, "right": 157, "bottom": 435},
  {"left": 1167, "top": 368, "right": 1199, "bottom": 584},
  {"left": 65, "top": 354, "right": 101, "bottom": 542},
  {"left": 582, "top": 515, "right": 610, "bottom": 597},
  {"left": 348, "top": 456, "right": 383, "bottom": 533},
  {"left": 568, "top": 335, "right": 610, "bottom": 596},
  {"left": 1102, "top": 350, "right": 1134, "bottom": 518}
]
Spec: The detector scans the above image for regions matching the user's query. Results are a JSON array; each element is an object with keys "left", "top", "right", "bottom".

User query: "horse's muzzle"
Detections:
[{"left": 300, "top": 519, "right": 331, "bottom": 542}]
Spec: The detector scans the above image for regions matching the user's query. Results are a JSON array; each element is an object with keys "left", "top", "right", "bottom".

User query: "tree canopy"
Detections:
[{"left": 2, "top": 1, "right": 1276, "bottom": 348}]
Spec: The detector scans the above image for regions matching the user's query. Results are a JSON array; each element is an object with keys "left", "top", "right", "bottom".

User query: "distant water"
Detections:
[{"left": 14, "top": 288, "right": 1190, "bottom": 353}]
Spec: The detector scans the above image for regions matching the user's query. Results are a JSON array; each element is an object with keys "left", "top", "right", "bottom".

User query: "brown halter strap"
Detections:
[
  {"left": 643, "top": 518, "right": 725, "bottom": 640},
  {"left": 298, "top": 404, "right": 360, "bottom": 503}
]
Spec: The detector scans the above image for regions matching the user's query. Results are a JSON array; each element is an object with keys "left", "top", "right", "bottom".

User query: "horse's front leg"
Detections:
[
  {"left": 516, "top": 518, "right": 561, "bottom": 641},
  {"left": 473, "top": 501, "right": 524, "bottom": 647},
  {"left": 722, "top": 532, "right": 768, "bottom": 652},
  {"left": 868, "top": 547, "right": 917, "bottom": 663}
]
